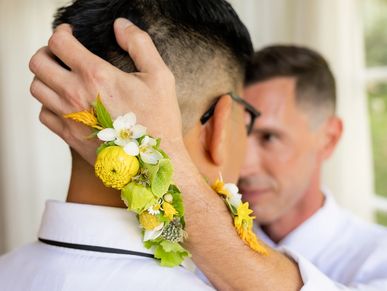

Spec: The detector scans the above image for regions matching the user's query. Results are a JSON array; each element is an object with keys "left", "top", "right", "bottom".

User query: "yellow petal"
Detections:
[
  {"left": 163, "top": 202, "right": 177, "bottom": 221},
  {"left": 94, "top": 146, "right": 139, "bottom": 190},
  {"left": 64, "top": 109, "right": 103, "bottom": 130},
  {"left": 139, "top": 211, "right": 161, "bottom": 230},
  {"left": 212, "top": 179, "right": 230, "bottom": 197}
]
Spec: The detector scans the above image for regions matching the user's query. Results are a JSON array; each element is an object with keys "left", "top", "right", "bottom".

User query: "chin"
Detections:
[{"left": 251, "top": 204, "right": 281, "bottom": 225}]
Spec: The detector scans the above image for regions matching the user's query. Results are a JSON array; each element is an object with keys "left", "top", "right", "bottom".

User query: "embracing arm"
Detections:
[{"left": 29, "top": 19, "right": 302, "bottom": 290}]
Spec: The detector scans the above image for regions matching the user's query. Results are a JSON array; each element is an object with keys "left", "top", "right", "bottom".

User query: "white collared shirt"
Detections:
[
  {"left": 256, "top": 192, "right": 387, "bottom": 290},
  {"left": 0, "top": 200, "right": 213, "bottom": 291}
]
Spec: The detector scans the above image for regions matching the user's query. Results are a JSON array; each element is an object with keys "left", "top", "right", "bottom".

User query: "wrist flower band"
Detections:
[{"left": 65, "top": 94, "right": 267, "bottom": 267}]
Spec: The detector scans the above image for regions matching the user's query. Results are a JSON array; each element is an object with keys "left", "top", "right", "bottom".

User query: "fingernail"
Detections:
[{"left": 115, "top": 18, "right": 132, "bottom": 30}]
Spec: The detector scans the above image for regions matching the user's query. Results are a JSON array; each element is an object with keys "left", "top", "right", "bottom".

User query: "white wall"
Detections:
[
  {"left": 0, "top": 0, "right": 374, "bottom": 254},
  {"left": 0, "top": 0, "right": 71, "bottom": 253}
]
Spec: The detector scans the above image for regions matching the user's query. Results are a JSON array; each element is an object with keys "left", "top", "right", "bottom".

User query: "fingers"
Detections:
[
  {"left": 29, "top": 47, "right": 71, "bottom": 96},
  {"left": 30, "top": 77, "right": 65, "bottom": 113},
  {"left": 48, "top": 24, "right": 101, "bottom": 71},
  {"left": 39, "top": 106, "right": 65, "bottom": 138},
  {"left": 114, "top": 18, "right": 168, "bottom": 74}
]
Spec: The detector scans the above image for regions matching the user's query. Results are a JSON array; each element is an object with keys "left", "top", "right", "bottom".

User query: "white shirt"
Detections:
[
  {"left": 0, "top": 200, "right": 213, "bottom": 291},
  {"left": 256, "top": 192, "right": 387, "bottom": 290}
]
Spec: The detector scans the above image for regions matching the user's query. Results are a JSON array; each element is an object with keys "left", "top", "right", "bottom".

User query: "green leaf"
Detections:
[
  {"left": 154, "top": 241, "right": 190, "bottom": 267},
  {"left": 160, "top": 240, "right": 187, "bottom": 253},
  {"left": 121, "top": 182, "right": 156, "bottom": 214},
  {"left": 94, "top": 94, "right": 113, "bottom": 128},
  {"left": 168, "top": 184, "right": 184, "bottom": 217},
  {"left": 144, "top": 159, "right": 173, "bottom": 197}
]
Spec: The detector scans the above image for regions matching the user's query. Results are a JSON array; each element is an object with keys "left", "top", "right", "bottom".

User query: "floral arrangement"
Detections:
[
  {"left": 65, "top": 95, "right": 189, "bottom": 267},
  {"left": 212, "top": 178, "right": 268, "bottom": 255},
  {"left": 65, "top": 94, "right": 267, "bottom": 267}
]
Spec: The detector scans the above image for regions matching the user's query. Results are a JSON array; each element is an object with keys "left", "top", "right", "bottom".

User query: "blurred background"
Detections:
[{"left": 1, "top": 0, "right": 387, "bottom": 254}]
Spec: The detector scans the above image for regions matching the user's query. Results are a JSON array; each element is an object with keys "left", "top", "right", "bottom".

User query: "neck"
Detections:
[
  {"left": 67, "top": 150, "right": 126, "bottom": 208},
  {"left": 261, "top": 176, "right": 324, "bottom": 243}
]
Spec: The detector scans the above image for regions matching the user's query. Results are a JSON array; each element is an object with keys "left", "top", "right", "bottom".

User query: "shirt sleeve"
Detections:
[{"left": 280, "top": 247, "right": 387, "bottom": 291}]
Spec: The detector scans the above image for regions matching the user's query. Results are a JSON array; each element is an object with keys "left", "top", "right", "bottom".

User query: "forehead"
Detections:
[{"left": 243, "top": 77, "right": 309, "bottom": 128}]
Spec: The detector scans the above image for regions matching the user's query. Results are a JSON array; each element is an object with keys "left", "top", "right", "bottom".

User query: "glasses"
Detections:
[{"left": 200, "top": 92, "right": 260, "bottom": 135}]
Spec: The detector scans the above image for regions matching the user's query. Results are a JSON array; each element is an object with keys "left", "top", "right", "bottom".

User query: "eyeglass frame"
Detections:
[{"left": 200, "top": 92, "right": 260, "bottom": 135}]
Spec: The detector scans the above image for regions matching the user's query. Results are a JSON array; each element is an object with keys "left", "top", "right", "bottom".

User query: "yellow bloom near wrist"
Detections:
[
  {"left": 163, "top": 202, "right": 177, "bottom": 220},
  {"left": 139, "top": 211, "right": 161, "bottom": 230},
  {"left": 64, "top": 109, "right": 103, "bottom": 130},
  {"left": 212, "top": 179, "right": 230, "bottom": 197},
  {"left": 95, "top": 146, "right": 139, "bottom": 190},
  {"left": 235, "top": 223, "right": 268, "bottom": 255},
  {"left": 234, "top": 202, "right": 268, "bottom": 255}
]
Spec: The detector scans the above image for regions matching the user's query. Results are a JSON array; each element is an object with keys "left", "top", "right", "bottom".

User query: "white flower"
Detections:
[
  {"left": 224, "top": 183, "right": 243, "bottom": 208},
  {"left": 97, "top": 112, "right": 146, "bottom": 147},
  {"left": 143, "top": 223, "right": 164, "bottom": 241},
  {"left": 136, "top": 136, "right": 163, "bottom": 165},
  {"left": 147, "top": 204, "right": 161, "bottom": 215}
]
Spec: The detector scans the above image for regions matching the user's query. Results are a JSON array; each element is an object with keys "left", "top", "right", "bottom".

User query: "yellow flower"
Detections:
[
  {"left": 233, "top": 202, "right": 268, "bottom": 255},
  {"left": 235, "top": 224, "right": 268, "bottom": 256},
  {"left": 163, "top": 202, "right": 177, "bottom": 220},
  {"left": 139, "top": 211, "right": 161, "bottom": 230},
  {"left": 64, "top": 109, "right": 103, "bottom": 130},
  {"left": 211, "top": 179, "right": 230, "bottom": 197},
  {"left": 234, "top": 202, "right": 255, "bottom": 230},
  {"left": 95, "top": 146, "right": 139, "bottom": 190}
]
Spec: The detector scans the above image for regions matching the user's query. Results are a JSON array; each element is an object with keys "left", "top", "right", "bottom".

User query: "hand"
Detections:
[{"left": 29, "top": 18, "right": 183, "bottom": 165}]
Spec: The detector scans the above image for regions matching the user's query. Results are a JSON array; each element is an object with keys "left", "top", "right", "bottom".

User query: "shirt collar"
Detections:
[
  {"left": 255, "top": 190, "right": 345, "bottom": 261},
  {"left": 38, "top": 200, "right": 152, "bottom": 255}
]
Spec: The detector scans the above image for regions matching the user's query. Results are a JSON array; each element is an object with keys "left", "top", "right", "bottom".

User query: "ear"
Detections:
[
  {"left": 319, "top": 116, "right": 343, "bottom": 160},
  {"left": 202, "top": 95, "right": 233, "bottom": 166}
]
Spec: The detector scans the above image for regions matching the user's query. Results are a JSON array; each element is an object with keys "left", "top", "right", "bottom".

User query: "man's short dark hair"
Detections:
[
  {"left": 245, "top": 45, "right": 336, "bottom": 123},
  {"left": 53, "top": 0, "right": 253, "bottom": 131}
]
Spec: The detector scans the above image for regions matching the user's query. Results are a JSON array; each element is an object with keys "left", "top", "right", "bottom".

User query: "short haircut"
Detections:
[
  {"left": 245, "top": 45, "right": 336, "bottom": 124},
  {"left": 53, "top": 0, "right": 253, "bottom": 132}
]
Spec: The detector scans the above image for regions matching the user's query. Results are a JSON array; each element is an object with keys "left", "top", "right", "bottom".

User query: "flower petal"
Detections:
[
  {"left": 124, "top": 141, "right": 140, "bottom": 156},
  {"left": 97, "top": 128, "right": 116, "bottom": 141},
  {"left": 131, "top": 124, "right": 147, "bottom": 139},
  {"left": 224, "top": 183, "right": 239, "bottom": 195},
  {"left": 140, "top": 149, "right": 163, "bottom": 165},
  {"left": 143, "top": 223, "right": 164, "bottom": 241},
  {"left": 122, "top": 112, "right": 136, "bottom": 127},
  {"left": 229, "top": 193, "right": 242, "bottom": 208}
]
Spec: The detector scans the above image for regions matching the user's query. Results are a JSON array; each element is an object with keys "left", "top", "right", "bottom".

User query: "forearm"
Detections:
[{"left": 166, "top": 144, "right": 303, "bottom": 290}]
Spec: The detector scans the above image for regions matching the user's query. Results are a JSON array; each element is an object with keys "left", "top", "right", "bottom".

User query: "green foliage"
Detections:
[
  {"left": 168, "top": 185, "right": 185, "bottom": 217},
  {"left": 154, "top": 241, "right": 190, "bottom": 267},
  {"left": 375, "top": 211, "right": 387, "bottom": 226},
  {"left": 368, "top": 83, "right": 387, "bottom": 199},
  {"left": 144, "top": 159, "right": 174, "bottom": 197},
  {"left": 121, "top": 182, "right": 157, "bottom": 213},
  {"left": 94, "top": 95, "right": 113, "bottom": 128},
  {"left": 364, "top": 0, "right": 387, "bottom": 67}
]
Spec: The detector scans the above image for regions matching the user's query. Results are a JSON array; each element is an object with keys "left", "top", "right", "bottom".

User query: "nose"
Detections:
[{"left": 240, "top": 137, "right": 262, "bottom": 178}]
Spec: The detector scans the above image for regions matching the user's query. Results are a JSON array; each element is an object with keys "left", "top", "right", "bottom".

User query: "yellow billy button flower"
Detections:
[
  {"left": 95, "top": 146, "right": 139, "bottom": 190},
  {"left": 139, "top": 211, "right": 162, "bottom": 230},
  {"left": 163, "top": 202, "right": 177, "bottom": 221},
  {"left": 64, "top": 109, "right": 103, "bottom": 130},
  {"left": 234, "top": 202, "right": 268, "bottom": 255}
]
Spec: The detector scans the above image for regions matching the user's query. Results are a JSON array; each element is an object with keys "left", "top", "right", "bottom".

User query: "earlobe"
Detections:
[
  {"left": 203, "top": 95, "right": 233, "bottom": 166},
  {"left": 320, "top": 116, "right": 343, "bottom": 160}
]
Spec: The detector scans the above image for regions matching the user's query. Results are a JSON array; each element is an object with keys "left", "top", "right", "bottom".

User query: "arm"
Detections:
[{"left": 30, "top": 20, "right": 302, "bottom": 290}]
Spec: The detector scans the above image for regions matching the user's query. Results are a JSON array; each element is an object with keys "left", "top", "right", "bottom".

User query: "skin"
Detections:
[
  {"left": 239, "top": 78, "right": 343, "bottom": 243},
  {"left": 30, "top": 19, "right": 303, "bottom": 290}
]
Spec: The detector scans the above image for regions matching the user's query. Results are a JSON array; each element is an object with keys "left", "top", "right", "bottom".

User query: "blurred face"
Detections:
[{"left": 239, "top": 77, "right": 323, "bottom": 224}]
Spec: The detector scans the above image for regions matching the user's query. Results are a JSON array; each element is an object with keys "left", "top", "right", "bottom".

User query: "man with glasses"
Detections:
[{"left": 0, "top": 1, "right": 302, "bottom": 290}]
